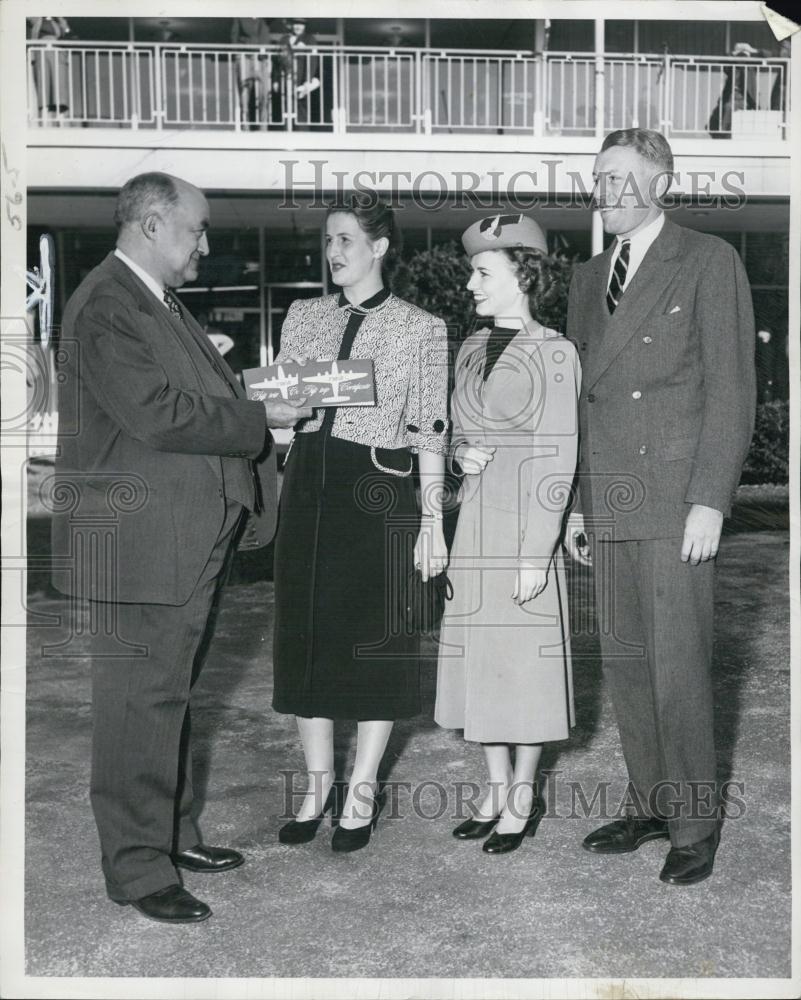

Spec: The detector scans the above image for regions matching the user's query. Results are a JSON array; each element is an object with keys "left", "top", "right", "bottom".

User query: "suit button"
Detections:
[
  {"left": 632, "top": 390, "right": 642, "bottom": 400},
  {"left": 587, "top": 393, "right": 596, "bottom": 403},
  {"left": 643, "top": 336, "right": 653, "bottom": 344},
  {"left": 639, "top": 445, "right": 647, "bottom": 455},
  {"left": 406, "top": 423, "right": 419, "bottom": 433}
]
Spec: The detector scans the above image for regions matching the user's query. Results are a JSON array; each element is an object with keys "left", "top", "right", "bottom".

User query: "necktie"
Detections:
[
  {"left": 163, "top": 289, "right": 183, "bottom": 321},
  {"left": 606, "top": 239, "right": 630, "bottom": 315}
]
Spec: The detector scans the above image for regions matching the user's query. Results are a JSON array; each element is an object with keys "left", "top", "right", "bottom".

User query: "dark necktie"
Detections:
[
  {"left": 606, "top": 239, "right": 631, "bottom": 315},
  {"left": 163, "top": 289, "right": 183, "bottom": 321}
]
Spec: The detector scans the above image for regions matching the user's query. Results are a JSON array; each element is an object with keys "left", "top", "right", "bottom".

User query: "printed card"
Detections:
[{"left": 243, "top": 358, "right": 376, "bottom": 407}]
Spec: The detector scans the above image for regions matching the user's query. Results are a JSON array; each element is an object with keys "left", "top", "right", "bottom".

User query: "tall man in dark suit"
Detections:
[
  {"left": 51, "top": 172, "right": 311, "bottom": 923},
  {"left": 565, "top": 129, "right": 756, "bottom": 885}
]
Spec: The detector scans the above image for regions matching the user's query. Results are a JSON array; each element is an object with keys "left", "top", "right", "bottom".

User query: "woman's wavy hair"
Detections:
[
  {"left": 325, "top": 193, "right": 403, "bottom": 277},
  {"left": 499, "top": 246, "right": 565, "bottom": 322}
]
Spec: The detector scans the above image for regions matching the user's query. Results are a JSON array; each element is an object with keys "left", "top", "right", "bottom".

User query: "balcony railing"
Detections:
[{"left": 27, "top": 42, "right": 790, "bottom": 141}]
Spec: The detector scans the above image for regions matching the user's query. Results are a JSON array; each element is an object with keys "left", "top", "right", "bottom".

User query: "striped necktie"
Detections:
[
  {"left": 163, "top": 289, "right": 183, "bottom": 321},
  {"left": 606, "top": 239, "right": 630, "bottom": 315}
]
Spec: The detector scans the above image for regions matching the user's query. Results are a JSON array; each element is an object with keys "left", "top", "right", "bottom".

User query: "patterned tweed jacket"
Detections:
[{"left": 277, "top": 293, "right": 450, "bottom": 471}]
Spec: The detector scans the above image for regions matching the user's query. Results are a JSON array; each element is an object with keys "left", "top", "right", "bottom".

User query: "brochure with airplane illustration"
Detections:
[{"left": 242, "top": 358, "right": 376, "bottom": 407}]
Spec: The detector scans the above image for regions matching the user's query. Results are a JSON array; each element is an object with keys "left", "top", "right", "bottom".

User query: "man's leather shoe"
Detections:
[
  {"left": 659, "top": 828, "right": 720, "bottom": 886},
  {"left": 172, "top": 843, "right": 244, "bottom": 873},
  {"left": 119, "top": 884, "right": 211, "bottom": 924},
  {"left": 583, "top": 815, "right": 669, "bottom": 854}
]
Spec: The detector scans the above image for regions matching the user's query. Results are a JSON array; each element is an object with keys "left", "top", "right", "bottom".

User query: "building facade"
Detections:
[{"left": 26, "top": 10, "right": 791, "bottom": 410}]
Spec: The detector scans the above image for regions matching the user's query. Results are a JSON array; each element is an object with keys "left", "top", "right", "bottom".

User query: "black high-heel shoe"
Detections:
[
  {"left": 452, "top": 816, "right": 500, "bottom": 840},
  {"left": 482, "top": 795, "right": 546, "bottom": 855},
  {"left": 278, "top": 783, "right": 339, "bottom": 845},
  {"left": 331, "top": 792, "right": 381, "bottom": 854}
]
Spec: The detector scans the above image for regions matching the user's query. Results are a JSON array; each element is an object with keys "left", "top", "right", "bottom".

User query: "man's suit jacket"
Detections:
[
  {"left": 567, "top": 218, "right": 756, "bottom": 540},
  {"left": 51, "top": 252, "right": 276, "bottom": 605}
]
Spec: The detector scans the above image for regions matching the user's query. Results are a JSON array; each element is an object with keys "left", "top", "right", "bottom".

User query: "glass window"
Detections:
[
  {"left": 636, "top": 20, "right": 726, "bottom": 56},
  {"left": 605, "top": 22, "right": 636, "bottom": 54},
  {"left": 752, "top": 289, "right": 789, "bottom": 400},
  {"left": 728, "top": 21, "right": 784, "bottom": 57},
  {"left": 744, "top": 232, "right": 789, "bottom": 286},
  {"left": 195, "top": 228, "right": 260, "bottom": 287},
  {"left": 547, "top": 21, "right": 594, "bottom": 53},
  {"left": 429, "top": 19, "right": 539, "bottom": 51}
]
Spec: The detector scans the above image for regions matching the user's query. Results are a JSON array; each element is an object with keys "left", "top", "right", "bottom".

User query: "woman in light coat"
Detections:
[{"left": 435, "top": 214, "right": 581, "bottom": 854}]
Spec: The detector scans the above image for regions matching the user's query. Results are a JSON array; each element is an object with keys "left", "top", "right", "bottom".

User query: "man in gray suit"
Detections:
[
  {"left": 565, "top": 129, "right": 756, "bottom": 885},
  {"left": 52, "top": 172, "right": 311, "bottom": 922}
]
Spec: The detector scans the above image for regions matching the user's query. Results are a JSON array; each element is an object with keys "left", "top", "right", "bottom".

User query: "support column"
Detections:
[
  {"left": 592, "top": 207, "right": 604, "bottom": 257},
  {"left": 533, "top": 19, "right": 547, "bottom": 136},
  {"left": 594, "top": 17, "right": 605, "bottom": 141}
]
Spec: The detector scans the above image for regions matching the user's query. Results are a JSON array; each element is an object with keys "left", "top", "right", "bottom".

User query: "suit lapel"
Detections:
[
  {"left": 180, "top": 307, "right": 246, "bottom": 399},
  {"left": 584, "top": 219, "right": 684, "bottom": 389},
  {"left": 105, "top": 253, "right": 244, "bottom": 399}
]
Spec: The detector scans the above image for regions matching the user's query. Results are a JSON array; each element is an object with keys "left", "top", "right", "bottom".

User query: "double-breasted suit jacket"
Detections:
[
  {"left": 568, "top": 217, "right": 756, "bottom": 540},
  {"left": 435, "top": 326, "right": 581, "bottom": 744},
  {"left": 566, "top": 217, "right": 756, "bottom": 847},
  {"left": 51, "top": 252, "right": 276, "bottom": 606}
]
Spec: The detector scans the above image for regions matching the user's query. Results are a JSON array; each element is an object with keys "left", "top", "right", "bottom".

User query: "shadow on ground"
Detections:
[{"left": 23, "top": 516, "right": 791, "bottom": 981}]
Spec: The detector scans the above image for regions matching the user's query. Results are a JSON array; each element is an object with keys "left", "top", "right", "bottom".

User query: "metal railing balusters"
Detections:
[{"left": 24, "top": 42, "right": 790, "bottom": 140}]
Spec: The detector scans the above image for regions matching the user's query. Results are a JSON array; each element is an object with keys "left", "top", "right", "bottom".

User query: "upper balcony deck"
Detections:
[{"left": 28, "top": 41, "right": 790, "bottom": 143}]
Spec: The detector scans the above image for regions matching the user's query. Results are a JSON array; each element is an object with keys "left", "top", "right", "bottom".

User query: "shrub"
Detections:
[
  {"left": 391, "top": 242, "right": 475, "bottom": 342},
  {"left": 740, "top": 400, "right": 789, "bottom": 485}
]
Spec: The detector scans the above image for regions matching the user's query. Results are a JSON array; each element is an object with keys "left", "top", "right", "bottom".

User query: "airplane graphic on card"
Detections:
[
  {"left": 248, "top": 364, "right": 299, "bottom": 400},
  {"left": 301, "top": 360, "right": 372, "bottom": 403},
  {"left": 243, "top": 358, "right": 376, "bottom": 408}
]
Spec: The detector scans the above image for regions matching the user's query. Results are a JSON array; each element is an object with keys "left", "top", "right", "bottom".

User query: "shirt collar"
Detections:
[
  {"left": 337, "top": 285, "right": 391, "bottom": 311},
  {"left": 114, "top": 248, "right": 169, "bottom": 307},
  {"left": 616, "top": 212, "right": 665, "bottom": 253}
]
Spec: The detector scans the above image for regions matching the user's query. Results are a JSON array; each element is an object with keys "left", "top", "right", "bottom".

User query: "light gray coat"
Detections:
[{"left": 435, "top": 326, "right": 581, "bottom": 744}]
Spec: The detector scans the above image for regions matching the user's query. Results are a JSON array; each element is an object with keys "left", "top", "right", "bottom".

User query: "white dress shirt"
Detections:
[
  {"left": 607, "top": 212, "right": 665, "bottom": 293},
  {"left": 114, "top": 248, "right": 169, "bottom": 309}
]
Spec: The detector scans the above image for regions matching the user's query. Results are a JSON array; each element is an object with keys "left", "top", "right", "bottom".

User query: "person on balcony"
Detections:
[
  {"left": 28, "top": 16, "right": 73, "bottom": 124},
  {"left": 271, "top": 195, "right": 449, "bottom": 853},
  {"left": 707, "top": 42, "right": 760, "bottom": 138},
  {"left": 435, "top": 214, "right": 581, "bottom": 855},
  {"left": 566, "top": 128, "right": 756, "bottom": 885},
  {"left": 231, "top": 17, "right": 272, "bottom": 130},
  {"left": 270, "top": 17, "right": 321, "bottom": 129},
  {"left": 51, "top": 171, "right": 312, "bottom": 924}
]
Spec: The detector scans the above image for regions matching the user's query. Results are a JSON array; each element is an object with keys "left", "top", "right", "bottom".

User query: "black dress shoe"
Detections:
[
  {"left": 582, "top": 816, "right": 669, "bottom": 854},
  {"left": 659, "top": 828, "right": 720, "bottom": 886},
  {"left": 279, "top": 784, "right": 339, "bottom": 845},
  {"left": 482, "top": 796, "right": 546, "bottom": 855},
  {"left": 172, "top": 843, "right": 244, "bottom": 873},
  {"left": 119, "top": 884, "right": 211, "bottom": 924},
  {"left": 452, "top": 816, "right": 500, "bottom": 840},
  {"left": 331, "top": 795, "right": 381, "bottom": 854}
]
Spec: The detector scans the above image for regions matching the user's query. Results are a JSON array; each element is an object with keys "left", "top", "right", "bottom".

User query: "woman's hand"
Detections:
[
  {"left": 512, "top": 561, "right": 548, "bottom": 605},
  {"left": 564, "top": 512, "right": 592, "bottom": 567},
  {"left": 454, "top": 443, "right": 496, "bottom": 475},
  {"left": 414, "top": 520, "right": 448, "bottom": 581}
]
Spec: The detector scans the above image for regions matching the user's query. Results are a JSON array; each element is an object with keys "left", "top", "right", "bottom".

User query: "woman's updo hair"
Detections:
[
  {"left": 500, "top": 246, "right": 563, "bottom": 319},
  {"left": 326, "top": 193, "right": 402, "bottom": 274}
]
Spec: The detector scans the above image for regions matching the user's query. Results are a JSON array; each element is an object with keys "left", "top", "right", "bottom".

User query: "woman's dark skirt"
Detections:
[{"left": 272, "top": 429, "right": 421, "bottom": 720}]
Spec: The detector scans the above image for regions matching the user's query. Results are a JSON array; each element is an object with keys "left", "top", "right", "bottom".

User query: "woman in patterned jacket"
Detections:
[{"left": 272, "top": 195, "right": 449, "bottom": 852}]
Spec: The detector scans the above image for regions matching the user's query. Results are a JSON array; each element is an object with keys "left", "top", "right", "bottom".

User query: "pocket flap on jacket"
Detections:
[{"left": 662, "top": 436, "right": 697, "bottom": 461}]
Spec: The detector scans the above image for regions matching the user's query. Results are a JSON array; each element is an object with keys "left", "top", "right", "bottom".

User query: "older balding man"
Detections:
[{"left": 52, "top": 172, "right": 311, "bottom": 923}]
